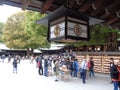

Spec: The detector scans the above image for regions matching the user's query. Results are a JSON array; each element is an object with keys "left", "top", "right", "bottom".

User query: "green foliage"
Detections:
[
  {"left": 23, "top": 10, "right": 47, "bottom": 36},
  {"left": 0, "top": 22, "right": 4, "bottom": 42},
  {"left": 117, "top": 32, "right": 120, "bottom": 41},
  {"left": 0, "top": 22, "right": 4, "bottom": 33},
  {"left": 2, "top": 11, "right": 29, "bottom": 49},
  {"left": 73, "top": 24, "right": 119, "bottom": 47},
  {"left": 22, "top": 10, "right": 50, "bottom": 48},
  {"left": 2, "top": 10, "right": 50, "bottom": 49}
]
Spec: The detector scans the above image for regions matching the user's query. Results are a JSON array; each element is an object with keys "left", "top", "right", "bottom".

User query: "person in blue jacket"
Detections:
[{"left": 73, "top": 59, "right": 79, "bottom": 78}]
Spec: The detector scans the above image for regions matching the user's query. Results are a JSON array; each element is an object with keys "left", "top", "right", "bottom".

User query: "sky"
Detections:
[{"left": 0, "top": 5, "right": 22, "bottom": 23}]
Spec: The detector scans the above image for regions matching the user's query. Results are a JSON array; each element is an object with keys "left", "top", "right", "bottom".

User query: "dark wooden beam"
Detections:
[
  {"left": 116, "top": 11, "right": 120, "bottom": 18},
  {"left": 90, "top": 6, "right": 106, "bottom": 16},
  {"left": 118, "top": 25, "right": 120, "bottom": 29},
  {"left": 67, "top": 0, "right": 76, "bottom": 8},
  {"left": 29, "top": 0, "right": 43, "bottom": 7},
  {"left": 100, "top": 1, "right": 120, "bottom": 19},
  {"left": 91, "top": 0, "right": 105, "bottom": 10},
  {"left": 105, "top": 1, "right": 120, "bottom": 13},
  {"left": 111, "top": 20, "right": 120, "bottom": 28},
  {"left": 103, "top": 17, "right": 119, "bottom": 26},
  {"left": 22, "top": 0, "right": 31, "bottom": 10},
  {"left": 25, "top": 1, "right": 42, "bottom": 9},
  {"left": 89, "top": 1, "right": 112, "bottom": 16},
  {"left": 116, "top": 25, "right": 120, "bottom": 29},
  {"left": 78, "top": 0, "right": 94, "bottom": 13},
  {"left": 40, "top": 0, "right": 55, "bottom": 14},
  {"left": 75, "top": 0, "right": 85, "bottom": 6},
  {"left": 101, "top": 9, "right": 119, "bottom": 19},
  {"left": 47, "top": 4, "right": 59, "bottom": 11},
  {"left": 64, "top": 0, "right": 76, "bottom": 8}
]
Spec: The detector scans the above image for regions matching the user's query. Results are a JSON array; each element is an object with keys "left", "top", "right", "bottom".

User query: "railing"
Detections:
[{"left": 75, "top": 52, "right": 120, "bottom": 55}]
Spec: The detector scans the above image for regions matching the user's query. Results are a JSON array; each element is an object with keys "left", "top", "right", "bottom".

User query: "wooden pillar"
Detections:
[
  {"left": 85, "top": 54, "right": 89, "bottom": 62},
  {"left": 101, "top": 55, "right": 104, "bottom": 73}
]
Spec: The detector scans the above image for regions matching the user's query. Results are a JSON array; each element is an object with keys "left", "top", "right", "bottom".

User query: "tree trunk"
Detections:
[
  {"left": 86, "top": 45, "right": 88, "bottom": 52},
  {"left": 31, "top": 48, "right": 34, "bottom": 55},
  {"left": 27, "top": 48, "right": 30, "bottom": 59},
  {"left": 103, "top": 43, "right": 106, "bottom": 52}
]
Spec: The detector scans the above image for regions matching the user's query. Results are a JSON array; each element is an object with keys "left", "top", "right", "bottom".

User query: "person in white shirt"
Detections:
[{"left": 80, "top": 59, "right": 88, "bottom": 84}]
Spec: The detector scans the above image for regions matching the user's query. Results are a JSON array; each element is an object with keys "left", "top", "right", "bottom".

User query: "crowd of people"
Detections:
[
  {"left": 34, "top": 54, "right": 95, "bottom": 83},
  {"left": 1, "top": 53, "right": 120, "bottom": 90}
]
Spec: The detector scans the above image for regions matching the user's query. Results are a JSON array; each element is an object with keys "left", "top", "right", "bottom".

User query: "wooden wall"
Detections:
[{"left": 76, "top": 55, "right": 120, "bottom": 74}]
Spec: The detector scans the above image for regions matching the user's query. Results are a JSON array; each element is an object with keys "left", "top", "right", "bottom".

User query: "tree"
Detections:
[
  {"left": 2, "top": 10, "right": 50, "bottom": 56},
  {"left": 2, "top": 11, "right": 29, "bottom": 49},
  {"left": 22, "top": 10, "right": 50, "bottom": 54},
  {"left": 0, "top": 22, "right": 4, "bottom": 42}
]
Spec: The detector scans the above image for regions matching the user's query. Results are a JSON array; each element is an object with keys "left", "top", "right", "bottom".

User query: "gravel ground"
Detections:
[{"left": 0, "top": 59, "right": 113, "bottom": 90}]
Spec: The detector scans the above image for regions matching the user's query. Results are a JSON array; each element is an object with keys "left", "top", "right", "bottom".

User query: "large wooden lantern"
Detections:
[
  {"left": 48, "top": 6, "right": 89, "bottom": 42},
  {"left": 37, "top": 6, "right": 103, "bottom": 43}
]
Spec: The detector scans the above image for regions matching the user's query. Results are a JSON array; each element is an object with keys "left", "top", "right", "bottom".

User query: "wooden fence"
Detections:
[{"left": 76, "top": 52, "right": 120, "bottom": 74}]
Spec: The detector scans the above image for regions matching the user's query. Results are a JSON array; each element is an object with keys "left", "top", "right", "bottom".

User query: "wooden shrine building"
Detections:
[{"left": 1, "top": 0, "right": 120, "bottom": 74}]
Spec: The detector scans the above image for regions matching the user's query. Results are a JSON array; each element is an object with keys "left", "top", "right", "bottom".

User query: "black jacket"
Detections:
[
  {"left": 111, "top": 65, "right": 119, "bottom": 80},
  {"left": 89, "top": 61, "right": 94, "bottom": 69},
  {"left": 12, "top": 60, "right": 17, "bottom": 67},
  {"left": 44, "top": 59, "right": 48, "bottom": 67}
]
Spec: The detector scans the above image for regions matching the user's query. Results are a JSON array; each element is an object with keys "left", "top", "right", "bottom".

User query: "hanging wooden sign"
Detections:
[
  {"left": 48, "top": 6, "right": 90, "bottom": 42},
  {"left": 36, "top": 6, "right": 104, "bottom": 43}
]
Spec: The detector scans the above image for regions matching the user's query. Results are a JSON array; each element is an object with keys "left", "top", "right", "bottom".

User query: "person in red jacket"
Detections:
[
  {"left": 88, "top": 57, "right": 94, "bottom": 77},
  {"left": 111, "top": 60, "right": 120, "bottom": 90}
]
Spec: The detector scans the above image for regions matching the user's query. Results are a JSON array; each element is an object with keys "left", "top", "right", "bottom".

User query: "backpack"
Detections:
[
  {"left": 37, "top": 61, "right": 41, "bottom": 68},
  {"left": 88, "top": 61, "right": 91, "bottom": 69}
]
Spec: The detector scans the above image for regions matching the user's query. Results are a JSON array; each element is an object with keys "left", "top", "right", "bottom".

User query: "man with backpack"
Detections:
[{"left": 88, "top": 57, "right": 94, "bottom": 77}]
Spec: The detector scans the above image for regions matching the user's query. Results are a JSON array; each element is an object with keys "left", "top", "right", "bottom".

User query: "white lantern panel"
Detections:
[
  {"left": 67, "top": 21, "right": 88, "bottom": 38},
  {"left": 50, "top": 22, "right": 65, "bottom": 39}
]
